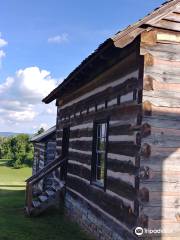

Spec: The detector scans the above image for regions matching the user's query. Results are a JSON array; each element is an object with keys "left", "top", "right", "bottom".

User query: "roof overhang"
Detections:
[
  {"left": 42, "top": 0, "right": 180, "bottom": 104},
  {"left": 30, "top": 126, "right": 56, "bottom": 142}
]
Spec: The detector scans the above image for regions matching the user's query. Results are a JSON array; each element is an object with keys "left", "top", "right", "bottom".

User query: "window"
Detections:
[{"left": 91, "top": 120, "right": 109, "bottom": 188}]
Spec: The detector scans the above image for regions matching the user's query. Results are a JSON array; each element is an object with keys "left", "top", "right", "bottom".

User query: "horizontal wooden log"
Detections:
[
  {"left": 66, "top": 174, "right": 137, "bottom": 227},
  {"left": 107, "top": 170, "right": 135, "bottom": 186},
  {"left": 59, "top": 77, "right": 138, "bottom": 118},
  {"left": 70, "top": 127, "right": 93, "bottom": 138},
  {"left": 109, "top": 124, "right": 138, "bottom": 136},
  {"left": 146, "top": 191, "right": 180, "bottom": 208},
  {"left": 144, "top": 65, "right": 180, "bottom": 85},
  {"left": 109, "top": 135, "right": 137, "bottom": 143},
  {"left": 69, "top": 140, "right": 92, "bottom": 152},
  {"left": 35, "top": 143, "right": 45, "bottom": 147},
  {"left": 141, "top": 135, "right": 180, "bottom": 148},
  {"left": 59, "top": 52, "right": 138, "bottom": 106},
  {"left": 68, "top": 151, "right": 92, "bottom": 165},
  {"left": 60, "top": 70, "right": 139, "bottom": 112},
  {"left": 143, "top": 102, "right": 180, "bottom": 121},
  {"left": 141, "top": 43, "right": 180, "bottom": 61},
  {"left": 149, "top": 146, "right": 180, "bottom": 160},
  {"left": 108, "top": 142, "right": 140, "bottom": 157},
  {"left": 164, "top": 12, "right": 180, "bottom": 23},
  {"left": 141, "top": 28, "right": 180, "bottom": 46},
  {"left": 142, "top": 205, "right": 180, "bottom": 221},
  {"left": 66, "top": 188, "right": 136, "bottom": 239},
  {"left": 70, "top": 122, "right": 93, "bottom": 131},
  {"left": 143, "top": 91, "right": 180, "bottom": 107},
  {"left": 106, "top": 176, "right": 136, "bottom": 201},
  {"left": 141, "top": 150, "right": 180, "bottom": 168},
  {"left": 68, "top": 161, "right": 91, "bottom": 181},
  {"left": 144, "top": 70, "right": 180, "bottom": 84},
  {"left": 69, "top": 139, "right": 140, "bottom": 152},
  {"left": 152, "top": 19, "right": 180, "bottom": 32},
  {"left": 108, "top": 153, "right": 136, "bottom": 166},
  {"left": 107, "top": 158, "right": 137, "bottom": 174},
  {"left": 144, "top": 75, "right": 180, "bottom": 93},
  {"left": 140, "top": 181, "right": 180, "bottom": 192},
  {"left": 143, "top": 116, "right": 180, "bottom": 130},
  {"left": 61, "top": 103, "right": 141, "bottom": 128},
  {"left": 140, "top": 168, "right": 180, "bottom": 183},
  {"left": 34, "top": 147, "right": 45, "bottom": 152}
]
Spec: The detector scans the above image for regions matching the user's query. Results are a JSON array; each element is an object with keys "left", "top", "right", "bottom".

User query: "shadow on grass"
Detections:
[
  {"left": 0, "top": 188, "right": 93, "bottom": 240},
  {"left": 0, "top": 185, "right": 25, "bottom": 188}
]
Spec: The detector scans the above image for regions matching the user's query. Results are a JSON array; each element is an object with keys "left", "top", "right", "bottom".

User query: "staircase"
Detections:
[{"left": 25, "top": 156, "right": 67, "bottom": 216}]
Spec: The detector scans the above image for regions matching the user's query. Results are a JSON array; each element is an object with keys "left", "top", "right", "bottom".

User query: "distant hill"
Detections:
[{"left": 0, "top": 132, "right": 30, "bottom": 137}]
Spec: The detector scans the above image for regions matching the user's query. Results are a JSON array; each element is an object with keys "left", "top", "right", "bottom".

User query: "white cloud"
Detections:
[
  {"left": 0, "top": 77, "right": 13, "bottom": 94},
  {"left": 0, "top": 66, "right": 60, "bottom": 131},
  {"left": 8, "top": 110, "right": 36, "bottom": 122},
  {"left": 0, "top": 50, "right": 5, "bottom": 58},
  {"left": 39, "top": 123, "right": 49, "bottom": 130},
  {"left": 0, "top": 33, "right": 8, "bottom": 48},
  {"left": 48, "top": 33, "right": 69, "bottom": 44},
  {"left": 15, "top": 66, "right": 57, "bottom": 103},
  {"left": 44, "top": 104, "right": 57, "bottom": 115},
  {"left": 0, "top": 33, "right": 8, "bottom": 67},
  {"left": 0, "top": 50, "right": 6, "bottom": 67}
]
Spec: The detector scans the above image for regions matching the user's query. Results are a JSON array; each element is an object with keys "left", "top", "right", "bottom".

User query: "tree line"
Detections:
[{"left": 0, "top": 134, "right": 34, "bottom": 168}]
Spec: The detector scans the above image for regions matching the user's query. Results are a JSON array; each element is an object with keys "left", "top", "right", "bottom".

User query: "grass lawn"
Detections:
[{"left": 0, "top": 160, "right": 93, "bottom": 240}]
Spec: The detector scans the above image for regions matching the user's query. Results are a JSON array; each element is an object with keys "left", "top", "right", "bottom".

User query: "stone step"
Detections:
[
  {"left": 45, "top": 190, "right": 56, "bottom": 197},
  {"left": 48, "top": 186, "right": 58, "bottom": 192},
  {"left": 38, "top": 195, "right": 48, "bottom": 202},
  {"left": 32, "top": 200, "right": 41, "bottom": 208}
]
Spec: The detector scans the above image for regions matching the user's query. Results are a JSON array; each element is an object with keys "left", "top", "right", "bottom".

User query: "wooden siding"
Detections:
[
  {"left": 140, "top": 27, "right": 180, "bottom": 236},
  {"left": 56, "top": 41, "right": 142, "bottom": 234}
]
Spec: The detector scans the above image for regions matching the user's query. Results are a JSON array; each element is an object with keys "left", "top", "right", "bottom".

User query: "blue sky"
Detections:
[{"left": 0, "top": 0, "right": 164, "bottom": 133}]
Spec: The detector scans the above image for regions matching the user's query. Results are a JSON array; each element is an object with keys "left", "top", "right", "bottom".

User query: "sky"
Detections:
[{"left": 0, "top": 0, "right": 165, "bottom": 133}]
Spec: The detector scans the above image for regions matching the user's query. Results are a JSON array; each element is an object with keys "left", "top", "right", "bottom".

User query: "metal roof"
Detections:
[
  {"left": 30, "top": 126, "right": 56, "bottom": 142},
  {"left": 43, "top": 0, "right": 180, "bottom": 104}
]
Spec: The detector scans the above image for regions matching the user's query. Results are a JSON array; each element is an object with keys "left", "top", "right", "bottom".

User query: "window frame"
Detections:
[{"left": 91, "top": 117, "right": 109, "bottom": 191}]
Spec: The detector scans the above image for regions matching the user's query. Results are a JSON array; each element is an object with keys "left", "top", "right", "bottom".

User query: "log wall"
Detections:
[
  {"left": 33, "top": 142, "right": 46, "bottom": 174},
  {"left": 32, "top": 133, "right": 56, "bottom": 191},
  {"left": 32, "top": 142, "right": 46, "bottom": 191},
  {"left": 140, "top": 27, "right": 180, "bottom": 238},
  {"left": 56, "top": 40, "right": 142, "bottom": 239}
]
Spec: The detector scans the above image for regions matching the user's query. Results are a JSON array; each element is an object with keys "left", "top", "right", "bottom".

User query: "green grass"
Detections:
[
  {"left": 0, "top": 159, "right": 31, "bottom": 189},
  {"left": 0, "top": 160, "right": 93, "bottom": 240}
]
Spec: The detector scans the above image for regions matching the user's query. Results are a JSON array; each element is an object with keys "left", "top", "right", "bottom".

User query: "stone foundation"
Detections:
[{"left": 65, "top": 190, "right": 136, "bottom": 240}]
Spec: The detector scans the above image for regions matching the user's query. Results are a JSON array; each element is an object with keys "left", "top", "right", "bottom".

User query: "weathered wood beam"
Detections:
[{"left": 67, "top": 174, "right": 137, "bottom": 227}]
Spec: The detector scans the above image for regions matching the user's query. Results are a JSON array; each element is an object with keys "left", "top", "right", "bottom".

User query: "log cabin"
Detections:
[
  {"left": 26, "top": 0, "right": 180, "bottom": 239},
  {"left": 30, "top": 126, "right": 57, "bottom": 192},
  {"left": 31, "top": 126, "right": 56, "bottom": 174}
]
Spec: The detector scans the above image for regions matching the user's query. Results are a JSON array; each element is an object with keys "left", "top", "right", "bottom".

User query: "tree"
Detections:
[
  {"left": 37, "top": 127, "right": 45, "bottom": 135},
  {"left": 0, "top": 134, "right": 34, "bottom": 168}
]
